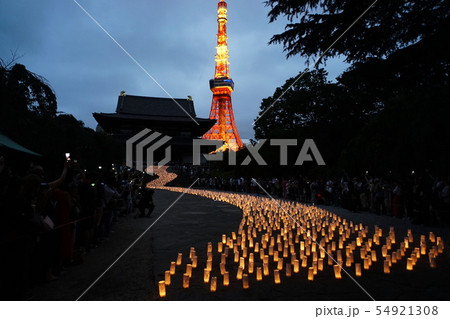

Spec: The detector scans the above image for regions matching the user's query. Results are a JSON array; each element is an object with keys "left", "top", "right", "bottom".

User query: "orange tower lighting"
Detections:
[{"left": 202, "top": 0, "right": 243, "bottom": 152}]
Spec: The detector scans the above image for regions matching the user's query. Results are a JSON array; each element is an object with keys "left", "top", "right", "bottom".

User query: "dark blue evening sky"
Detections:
[{"left": 0, "top": 0, "right": 348, "bottom": 139}]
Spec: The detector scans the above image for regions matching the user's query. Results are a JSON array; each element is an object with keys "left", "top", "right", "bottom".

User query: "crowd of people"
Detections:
[
  {"left": 174, "top": 164, "right": 450, "bottom": 226},
  {"left": 0, "top": 155, "right": 154, "bottom": 300}
]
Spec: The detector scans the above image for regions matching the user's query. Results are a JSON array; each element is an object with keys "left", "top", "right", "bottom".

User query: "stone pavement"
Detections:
[{"left": 32, "top": 189, "right": 450, "bottom": 301}]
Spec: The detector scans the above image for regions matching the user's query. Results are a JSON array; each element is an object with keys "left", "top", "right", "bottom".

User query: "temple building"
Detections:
[{"left": 93, "top": 93, "right": 215, "bottom": 163}]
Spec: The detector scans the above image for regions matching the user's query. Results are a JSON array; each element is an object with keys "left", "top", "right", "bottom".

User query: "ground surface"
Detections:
[{"left": 32, "top": 189, "right": 450, "bottom": 301}]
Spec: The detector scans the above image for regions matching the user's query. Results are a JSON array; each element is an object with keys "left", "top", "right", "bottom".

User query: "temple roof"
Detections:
[{"left": 116, "top": 95, "right": 197, "bottom": 118}]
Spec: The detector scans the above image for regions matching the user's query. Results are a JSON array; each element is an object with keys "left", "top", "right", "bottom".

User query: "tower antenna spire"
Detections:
[{"left": 202, "top": 0, "right": 243, "bottom": 152}]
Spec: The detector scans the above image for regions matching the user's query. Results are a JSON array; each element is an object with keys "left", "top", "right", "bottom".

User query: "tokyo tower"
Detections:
[{"left": 202, "top": 0, "right": 243, "bottom": 152}]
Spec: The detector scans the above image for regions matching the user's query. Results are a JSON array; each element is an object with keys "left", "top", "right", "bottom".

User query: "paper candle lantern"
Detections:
[
  {"left": 176, "top": 253, "right": 182, "bottom": 266},
  {"left": 170, "top": 262, "right": 176, "bottom": 275},
  {"left": 255, "top": 242, "right": 260, "bottom": 253},
  {"left": 220, "top": 262, "right": 226, "bottom": 275},
  {"left": 218, "top": 242, "right": 223, "bottom": 253},
  {"left": 384, "top": 260, "right": 390, "bottom": 274},
  {"left": 382, "top": 245, "right": 387, "bottom": 258},
  {"left": 274, "top": 251, "right": 279, "bottom": 262},
  {"left": 222, "top": 234, "right": 227, "bottom": 244},
  {"left": 236, "top": 266, "right": 244, "bottom": 280},
  {"left": 363, "top": 257, "right": 370, "bottom": 270},
  {"left": 204, "top": 269, "right": 210, "bottom": 283},
  {"left": 302, "top": 256, "right": 308, "bottom": 268},
  {"left": 165, "top": 271, "right": 171, "bottom": 286},
  {"left": 243, "top": 274, "right": 249, "bottom": 289},
  {"left": 274, "top": 269, "right": 281, "bottom": 284},
  {"left": 317, "top": 258, "right": 323, "bottom": 271},
  {"left": 333, "top": 265, "right": 342, "bottom": 279},
  {"left": 239, "top": 257, "right": 245, "bottom": 270},
  {"left": 223, "top": 271, "right": 230, "bottom": 286},
  {"left": 286, "top": 263, "right": 292, "bottom": 277},
  {"left": 355, "top": 263, "right": 361, "bottom": 277},
  {"left": 210, "top": 276, "right": 217, "bottom": 292},
  {"left": 249, "top": 261, "right": 254, "bottom": 274},
  {"left": 308, "top": 267, "right": 314, "bottom": 281},
  {"left": 249, "top": 253, "right": 254, "bottom": 263},
  {"left": 192, "top": 256, "right": 198, "bottom": 268},
  {"left": 293, "top": 259, "right": 300, "bottom": 273},
  {"left": 257, "top": 267, "right": 263, "bottom": 281},
  {"left": 263, "top": 263, "right": 269, "bottom": 276},
  {"left": 206, "top": 260, "right": 212, "bottom": 271},
  {"left": 186, "top": 264, "right": 192, "bottom": 278},
  {"left": 277, "top": 258, "right": 284, "bottom": 270},
  {"left": 406, "top": 258, "right": 413, "bottom": 270},
  {"left": 234, "top": 251, "right": 239, "bottom": 263},
  {"left": 263, "top": 255, "right": 269, "bottom": 264},
  {"left": 430, "top": 255, "right": 437, "bottom": 268},
  {"left": 158, "top": 281, "right": 166, "bottom": 298},
  {"left": 183, "top": 273, "right": 190, "bottom": 288}
]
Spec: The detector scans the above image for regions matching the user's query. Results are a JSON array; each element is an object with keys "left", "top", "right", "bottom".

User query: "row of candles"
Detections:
[{"left": 154, "top": 186, "right": 446, "bottom": 298}]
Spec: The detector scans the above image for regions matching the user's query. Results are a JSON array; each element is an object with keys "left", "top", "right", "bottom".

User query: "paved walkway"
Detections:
[{"left": 32, "top": 189, "right": 450, "bottom": 301}]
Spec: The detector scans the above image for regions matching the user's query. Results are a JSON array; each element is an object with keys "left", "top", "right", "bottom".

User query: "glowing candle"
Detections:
[
  {"left": 300, "top": 241, "right": 305, "bottom": 251},
  {"left": 318, "top": 258, "right": 324, "bottom": 271},
  {"left": 308, "top": 267, "right": 314, "bottom": 281},
  {"left": 363, "top": 257, "right": 370, "bottom": 270},
  {"left": 301, "top": 256, "right": 308, "bottom": 268},
  {"left": 158, "top": 281, "right": 166, "bottom": 298},
  {"left": 274, "top": 251, "right": 279, "bottom": 262},
  {"left": 204, "top": 268, "right": 210, "bottom": 283},
  {"left": 183, "top": 273, "right": 190, "bottom": 288},
  {"left": 256, "top": 267, "right": 263, "bottom": 281},
  {"left": 223, "top": 271, "right": 230, "bottom": 286},
  {"left": 283, "top": 247, "right": 289, "bottom": 258},
  {"left": 263, "top": 255, "right": 269, "bottom": 264},
  {"left": 293, "top": 259, "right": 300, "bottom": 273},
  {"left": 391, "top": 252, "right": 397, "bottom": 264},
  {"left": 210, "top": 276, "right": 217, "bottom": 292},
  {"left": 170, "top": 261, "right": 176, "bottom": 275},
  {"left": 360, "top": 248, "right": 366, "bottom": 260},
  {"left": 277, "top": 258, "right": 284, "bottom": 270},
  {"left": 218, "top": 242, "right": 223, "bottom": 253},
  {"left": 406, "top": 258, "right": 413, "bottom": 270},
  {"left": 220, "top": 262, "right": 226, "bottom": 275},
  {"left": 255, "top": 242, "right": 260, "bottom": 253},
  {"left": 371, "top": 250, "right": 377, "bottom": 262},
  {"left": 430, "top": 256, "right": 437, "bottom": 268},
  {"left": 192, "top": 256, "right": 198, "bottom": 268},
  {"left": 234, "top": 251, "right": 239, "bottom": 263},
  {"left": 189, "top": 247, "right": 195, "bottom": 260},
  {"left": 382, "top": 245, "right": 387, "bottom": 258},
  {"left": 355, "top": 263, "right": 361, "bottom": 277},
  {"left": 222, "top": 234, "right": 227, "bottom": 244},
  {"left": 249, "top": 253, "right": 254, "bottom": 264},
  {"left": 185, "top": 264, "right": 192, "bottom": 278},
  {"left": 239, "top": 257, "right": 245, "bottom": 270},
  {"left": 306, "top": 245, "right": 311, "bottom": 256},
  {"left": 164, "top": 270, "right": 171, "bottom": 286},
  {"left": 286, "top": 263, "right": 292, "bottom": 277},
  {"left": 333, "top": 265, "right": 342, "bottom": 279},
  {"left": 206, "top": 260, "right": 212, "bottom": 271},
  {"left": 269, "top": 245, "right": 274, "bottom": 256},
  {"left": 236, "top": 266, "right": 244, "bottom": 280},
  {"left": 274, "top": 269, "right": 281, "bottom": 284},
  {"left": 384, "top": 260, "right": 390, "bottom": 274},
  {"left": 243, "top": 274, "right": 249, "bottom": 289},
  {"left": 263, "top": 262, "right": 269, "bottom": 276},
  {"left": 176, "top": 253, "right": 182, "bottom": 266}
]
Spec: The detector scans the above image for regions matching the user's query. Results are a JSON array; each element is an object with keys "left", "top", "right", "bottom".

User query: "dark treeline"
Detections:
[
  {"left": 0, "top": 61, "right": 121, "bottom": 177},
  {"left": 250, "top": 0, "right": 450, "bottom": 178}
]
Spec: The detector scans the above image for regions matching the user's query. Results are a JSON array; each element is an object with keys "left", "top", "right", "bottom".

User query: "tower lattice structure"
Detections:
[{"left": 202, "top": 0, "right": 243, "bottom": 152}]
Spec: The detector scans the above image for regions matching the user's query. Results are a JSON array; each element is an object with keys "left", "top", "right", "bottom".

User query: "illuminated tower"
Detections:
[{"left": 202, "top": 0, "right": 243, "bottom": 152}]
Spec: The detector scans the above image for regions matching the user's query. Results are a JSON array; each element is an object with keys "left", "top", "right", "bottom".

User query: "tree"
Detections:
[
  {"left": 254, "top": 68, "right": 373, "bottom": 168},
  {"left": 264, "top": 0, "right": 450, "bottom": 63}
]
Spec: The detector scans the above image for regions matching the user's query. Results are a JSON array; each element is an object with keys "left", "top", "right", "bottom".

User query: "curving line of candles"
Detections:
[{"left": 155, "top": 186, "right": 447, "bottom": 298}]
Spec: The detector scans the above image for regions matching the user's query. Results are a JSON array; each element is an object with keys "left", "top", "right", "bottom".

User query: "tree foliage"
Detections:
[
  {"left": 256, "top": 0, "right": 450, "bottom": 175},
  {"left": 265, "top": 0, "right": 450, "bottom": 63},
  {"left": 0, "top": 62, "right": 121, "bottom": 173}
]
